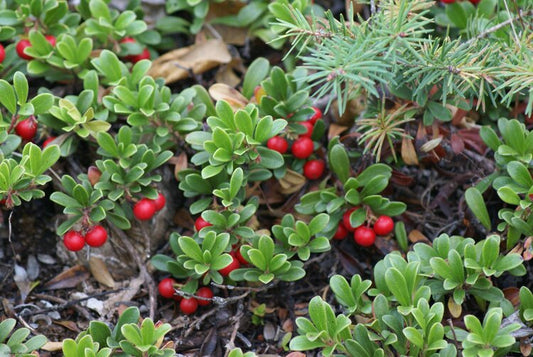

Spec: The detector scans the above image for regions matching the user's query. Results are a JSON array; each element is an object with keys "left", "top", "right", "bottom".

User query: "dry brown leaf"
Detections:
[
  {"left": 279, "top": 169, "right": 306, "bottom": 195},
  {"left": 148, "top": 39, "right": 232, "bottom": 84},
  {"left": 520, "top": 339, "right": 532, "bottom": 356},
  {"left": 503, "top": 287, "right": 520, "bottom": 306},
  {"left": 328, "top": 123, "right": 349, "bottom": 140},
  {"left": 208, "top": 83, "right": 248, "bottom": 109},
  {"left": 215, "top": 63, "right": 242, "bottom": 87},
  {"left": 282, "top": 318, "right": 294, "bottom": 332},
  {"left": 286, "top": 353, "right": 306, "bottom": 357},
  {"left": 401, "top": 136, "right": 419, "bottom": 165},
  {"left": 408, "top": 229, "right": 431, "bottom": 244},
  {"left": 169, "top": 152, "right": 188, "bottom": 181},
  {"left": 420, "top": 137, "right": 443, "bottom": 153},
  {"left": 89, "top": 256, "right": 116, "bottom": 288},
  {"left": 53, "top": 320, "right": 81, "bottom": 332},
  {"left": 44, "top": 265, "right": 90, "bottom": 290},
  {"left": 447, "top": 297, "right": 462, "bottom": 318},
  {"left": 41, "top": 342, "right": 63, "bottom": 352},
  {"left": 450, "top": 133, "right": 465, "bottom": 154},
  {"left": 104, "top": 277, "right": 144, "bottom": 318}
]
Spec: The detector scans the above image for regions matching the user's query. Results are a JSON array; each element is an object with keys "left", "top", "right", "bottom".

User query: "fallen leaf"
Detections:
[
  {"left": 401, "top": 136, "right": 419, "bottom": 165},
  {"left": 41, "top": 341, "right": 63, "bottom": 352},
  {"left": 448, "top": 297, "right": 462, "bottom": 318},
  {"left": 170, "top": 152, "right": 188, "bottom": 181},
  {"left": 450, "top": 133, "right": 465, "bottom": 154},
  {"left": 286, "top": 353, "right": 306, "bottom": 357},
  {"left": 53, "top": 320, "right": 81, "bottom": 332},
  {"left": 420, "top": 136, "right": 443, "bottom": 152},
  {"left": 208, "top": 83, "right": 248, "bottom": 109},
  {"left": 14, "top": 264, "right": 31, "bottom": 302},
  {"left": 89, "top": 256, "right": 115, "bottom": 288},
  {"left": 44, "top": 265, "right": 90, "bottom": 290},
  {"left": 503, "top": 287, "right": 520, "bottom": 307},
  {"left": 279, "top": 169, "right": 306, "bottom": 195},
  {"left": 282, "top": 318, "right": 294, "bottom": 333},
  {"left": 148, "top": 39, "right": 232, "bottom": 84},
  {"left": 520, "top": 338, "right": 532, "bottom": 356},
  {"left": 215, "top": 61, "right": 242, "bottom": 87},
  {"left": 408, "top": 229, "right": 431, "bottom": 244},
  {"left": 328, "top": 123, "right": 349, "bottom": 140}
]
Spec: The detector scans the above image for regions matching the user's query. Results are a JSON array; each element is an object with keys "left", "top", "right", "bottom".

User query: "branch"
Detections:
[{"left": 464, "top": 9, "right": 532, "bottom": 46}]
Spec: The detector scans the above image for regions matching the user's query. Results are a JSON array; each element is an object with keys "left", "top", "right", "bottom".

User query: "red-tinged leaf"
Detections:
[
  {"left": 451, "top": 107, "right": 468, "bottom": 126},
  {"left": 53, "top": 320, "right": 81, "bottom": 332},
  {"left": 44, "top": 265, "right": 90, "bottom": 290},
  {"left": 391, "top": 169, "right": 414, "bottom": 186},
  {"left": 503, "top": 287, "right": 520, "bottom": 306},
  {"left": 169, "top": 152, "right": 188, "bottom": 180},
  {"left": 450, "top": 133, "right": 465, "bottom": 154}
]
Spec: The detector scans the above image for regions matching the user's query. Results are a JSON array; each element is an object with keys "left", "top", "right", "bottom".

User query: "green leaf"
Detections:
[
  {"left": 465, "top": 187, "right": 491, "bottom": 230},
  {"left": 403, "top": 327, "right": 424, "bottom": 348},
  {"left": 13, "top": 72, "right": 28, "bottom": 105},
  {"left": 179, "top": 236, "right": 204, "bottom": 262},
  {"left": 328, "top": 144, "right": 350, "bottom": 184},
  {"left": 497, "top": 186, "right": 520, "bottom": 205},
  {"left": 31, "top": 93, "right": 54, "bottom": 115},
  {"left": 507, "top": 161, "right": 533, "bottom": 187},
  {"left": 308, "top": 213, "right": 329, "bottom": 236},
  {"left": 0, "top": 80, "right": 17, "bottom": 114},
  {"left": 427, "top": 101, "right": 452, "bottom": 121},
  {"left": 446, "top": 2, "right": 467, "bottom": 28},
  {"left": 243, "top": 57, "right": 270, "bottom": 99}
]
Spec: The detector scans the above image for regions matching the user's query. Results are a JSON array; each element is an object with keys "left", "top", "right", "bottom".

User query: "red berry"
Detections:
[
  {"left": 196, "top": 287, "right": 214, "bottom": 306},
  {"left": 291, "top": 137, "right": 314, "bottom": 159},
  {"left": 180, "top": 297, "right": 198, "bottom": 315},
  {"left": 299, "top": 121, "right": 314, "bottom": 138},
  {"left": 84, "top": 225, "right": 108, "bottom": 247},
  {"left": 120, "top": 37, "right": 136, "bottom": 44},
  {"left": 133, "top": 198, "right": 156, "bottom": 220},
  {"left": 195, "top": 216, "right": 212, "bottom": 231},
  {"left": 468, "top": 0, "right": 480, "bottom": 3},
  {"left": 219, "top": 254, "right": 240, "bottom": 277},
  {"left": 342, "top": 207, "right": 360, "bottom": 232},
  {"left": 373, "top": 215, "right": 394, "bottom": 236},
  {"left": 233, "top": 245, "right": 248, "bottom": 265},
  {"left": 333, "top": 223, "right": 348, "bottom": 240},
  {"left": 0, "top": 44, "right": 5, "bottom": 64},
  {"left": 42, "top": 136, "right": 56, "bottom": 148},
  {"left": 158, "top": 278, "right": 177, "bottom": 299},
  {"left": 303, "top": 159, "right": 325, "bottom": 180},
  {"left": 267, "top": 136, "right": 289, "bottom": 154},
  {"left": 153, "top": 193, "right": 166, "bottom": 211},
  {"left": 45, "top": 35, "right": 56, "bottom": 47},
  {"left": 354, "top": 226, "right": 376, "bottom": 247},
  {"left": 15, "top": 117, "right": 38, "bottom": 141},
  {"left": 308, "top": 107, "right": 322, "bottom": 125},
  {"left": 63, "top": 230, "right": 85, "bottom": 251},
  {"left": 130, "top": 48, "right": 150, "bottom": 63},
  {"left": 441, "top": 0, "right": 455, "bottom": 3},
  {"left": 16, "top": 39, "right": 33, "bottom": 60}
]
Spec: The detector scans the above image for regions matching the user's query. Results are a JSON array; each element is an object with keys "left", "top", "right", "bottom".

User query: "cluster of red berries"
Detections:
[
  {"left": 333, "top": 208, "right": 395, "bottom": 247},
  {"left": 15, "top": 35, "right": 56, "bottom": 60},
  {"left": 132, "top": 193, "right": 166, "bottom": 221},
  {"left": 158, "top": 278, "right": 214, "bottom": 315},
  {"left": 119, "top": 37, "right": 150, "bottom": 64},
  {"left": 267, "top": 107, "right": 325, "bottom": 180},
  {"left": 63, "top": 225, "right": 108, "bottom": 251}
]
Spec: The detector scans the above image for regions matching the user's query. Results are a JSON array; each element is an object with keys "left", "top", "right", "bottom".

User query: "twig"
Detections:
[
  {"left": 7, "top": 210, "right": 18, "bottom": 261},
  {"left": 464, "top": 9, "right": 531, "bottom": 46},
  {"left": 503, "top": 0, "right": 521, "bottom": 48},
  {"left": 183, "top": 308, "right": 218, "bottom": 337},
  {"left": 109, "top": 223, "right": 157, "bottom": 320},
  {"left": 24, "top": 290, "right": 124, "bottom": 317},
  {"left": 30, "top": 293, "right": 93, "bottom": 321}
]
